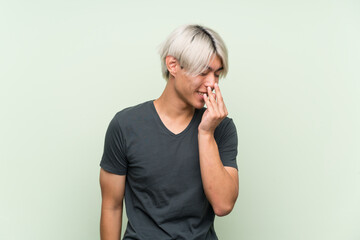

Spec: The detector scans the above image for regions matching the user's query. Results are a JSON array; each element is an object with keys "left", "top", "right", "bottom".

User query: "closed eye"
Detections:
[
  {"left": 200, "top": 72, "right": 210, "bottom": 76},
  {"left": 215, "top": 70, "right": 222, "bottom": 78},
  {"left": 200, "top": 70, "right": 221, "bottom": 78}
]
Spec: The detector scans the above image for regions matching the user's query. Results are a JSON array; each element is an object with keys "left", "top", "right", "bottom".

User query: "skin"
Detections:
[
  {"left": 99, "top": 169, "right": 125, "bottom": 240},
  {"left": 156, "top": 54, "right": 238, "bottom": 216},
  {"left": 99, "top": 54, "right": 239, "bottom": 239}
]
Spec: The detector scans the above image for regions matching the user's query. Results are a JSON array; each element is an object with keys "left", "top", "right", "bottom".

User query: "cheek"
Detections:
[{"left": 192, "top": 78, "right": 204, "bottom": 89}]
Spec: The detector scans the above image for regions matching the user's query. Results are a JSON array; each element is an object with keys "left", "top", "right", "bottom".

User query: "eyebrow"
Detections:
[{"left": 206, "top": 66, "right": 224, "bottom": 72}]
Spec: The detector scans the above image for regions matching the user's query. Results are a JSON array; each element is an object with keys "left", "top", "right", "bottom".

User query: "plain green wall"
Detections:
[{"left": 1, "top": 0, "right": 359, "bottom": 239}]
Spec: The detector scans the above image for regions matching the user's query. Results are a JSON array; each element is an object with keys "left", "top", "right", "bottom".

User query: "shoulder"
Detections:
[
  {"left": 112, "top": 100, "right": 153, "bottom": 124},
  {"left": 106, "top": 100, "right": 154, "bottom": 136},
  {"left": 214, "top": 116, "right": 237, "bottom": 143},
  {"left": 216, "top": 117, "right": 236, "bottom": 132}
]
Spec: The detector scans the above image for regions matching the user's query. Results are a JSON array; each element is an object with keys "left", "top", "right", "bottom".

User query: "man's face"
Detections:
[{"left": 174, "top": 55, "right": 223, "bottom": 109}]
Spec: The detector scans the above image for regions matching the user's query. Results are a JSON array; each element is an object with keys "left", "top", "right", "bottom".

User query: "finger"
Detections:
[
  {"left": 207, "top": 86, "right": 220, "bottom": 114},
  {"left": 214, "top": 83, "right": 227, "bottom": 115},
  {"left": 207, "top": 86, "right": 217, "bottom": 104},
  {"left": 203, "top": 93, "right": 213, "bottom": 112},
  {"left": 214, "top": 83, "right": 223, "bottom": 103}
]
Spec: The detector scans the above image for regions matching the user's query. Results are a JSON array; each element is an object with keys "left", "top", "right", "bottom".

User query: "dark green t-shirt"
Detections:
[{"left": 100, "top": 100, "right": 238, "bottom": 240}]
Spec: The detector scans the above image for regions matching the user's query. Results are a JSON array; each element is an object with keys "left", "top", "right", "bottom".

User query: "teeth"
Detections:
[{"left": 198, "top": 92, "right": 205, "bottom": 95}]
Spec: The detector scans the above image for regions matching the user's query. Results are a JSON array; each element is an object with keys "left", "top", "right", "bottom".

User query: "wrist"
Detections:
[{"left": 198, "top": 128, "right": 214, "bottom": 138}]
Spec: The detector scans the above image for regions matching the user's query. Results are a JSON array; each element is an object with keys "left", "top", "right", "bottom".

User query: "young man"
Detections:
[{"left": 100, "top": 24, "right": 239, "bottom": 240}]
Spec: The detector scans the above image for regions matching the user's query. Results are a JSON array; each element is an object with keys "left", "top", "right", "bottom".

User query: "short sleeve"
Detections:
[
  {"left": 100, "top": 113, "right": 128, "bottom": 175},
  {"left": 214, "top": 118, "right": 238, "bottom": 170}
]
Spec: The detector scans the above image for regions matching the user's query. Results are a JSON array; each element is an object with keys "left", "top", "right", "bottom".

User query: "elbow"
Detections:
[
  {"left": 212, "top": 192, "right": 238, "bottom": 217},
  {"left": 213, "top": 203, "right": 235, "bottom": 217}
]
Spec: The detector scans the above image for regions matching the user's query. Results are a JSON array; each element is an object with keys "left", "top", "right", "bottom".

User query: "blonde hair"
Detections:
[{"left": 159, "top": 24, "right": 228, "bottom": 80}]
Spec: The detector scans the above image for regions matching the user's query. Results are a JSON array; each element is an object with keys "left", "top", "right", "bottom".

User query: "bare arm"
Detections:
[
  {"left": 199, "top": 83, "right": 239, "bottom": 216},
  {"left": 100, "top": 168, "right": 126, "bottom": 240},
  {"left": 198, "top": 133, "right": 239, "bottom": 216}
]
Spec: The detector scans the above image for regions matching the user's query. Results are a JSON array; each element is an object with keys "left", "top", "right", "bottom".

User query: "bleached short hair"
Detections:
[{"left": 159, "top": 24, "right": 228, "bottom": 80}]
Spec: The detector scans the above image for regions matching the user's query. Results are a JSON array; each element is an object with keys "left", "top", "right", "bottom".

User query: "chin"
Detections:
[
  {"left": 190, "top": 93, "right": 205, "bottom": 109},
  {"left": 193, "top": 101, "right": 205, "bottom": 109}
]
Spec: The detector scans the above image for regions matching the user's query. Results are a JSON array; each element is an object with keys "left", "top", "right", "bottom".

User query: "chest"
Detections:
[{"left": 124, "top": 124, "right": 201, "bottom": 190}]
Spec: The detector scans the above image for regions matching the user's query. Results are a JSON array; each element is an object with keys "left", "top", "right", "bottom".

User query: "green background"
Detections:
[{"left": 1, "top": 0, "right": 359, "bottom": 239}]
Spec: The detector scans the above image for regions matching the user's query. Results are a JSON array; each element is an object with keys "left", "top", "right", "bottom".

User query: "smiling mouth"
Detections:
[{"left": 197, "top": 91, "right": 206, "bottom": 96}]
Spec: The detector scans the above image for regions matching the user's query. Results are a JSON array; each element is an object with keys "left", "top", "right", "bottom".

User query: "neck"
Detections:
[{"left": 154, "top": 78, "right": 195, "bottom": 121}]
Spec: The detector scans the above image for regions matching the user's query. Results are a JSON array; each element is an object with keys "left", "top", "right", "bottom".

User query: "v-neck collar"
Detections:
[{"left": 149, "top": 100, "right": 199, "bottom": 137}]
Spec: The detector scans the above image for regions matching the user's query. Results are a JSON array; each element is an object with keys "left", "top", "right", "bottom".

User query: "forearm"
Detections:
[
  {"left": 100, "top": 205, "right": 123, "bottom": 240},
  {"left": 198, "top": 131, "right": 238, "bottom": 216}
]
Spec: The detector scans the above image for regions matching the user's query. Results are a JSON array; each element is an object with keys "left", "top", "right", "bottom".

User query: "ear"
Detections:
[{"left": 165, "top": 56, "right": 180, "bottom": 78}]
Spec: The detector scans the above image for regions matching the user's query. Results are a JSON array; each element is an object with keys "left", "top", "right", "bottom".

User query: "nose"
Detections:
[{"left": 204, "top": 74, "right": 217, "bottom": 91}]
